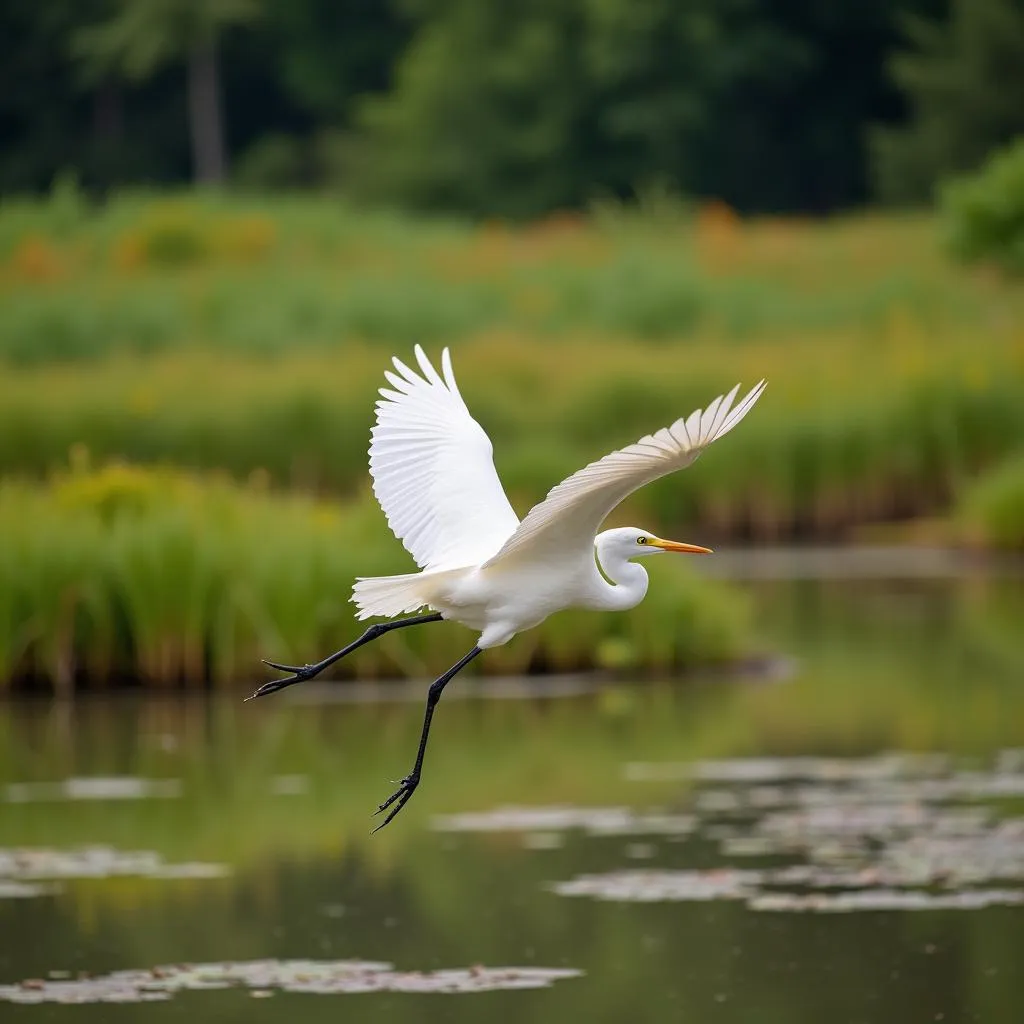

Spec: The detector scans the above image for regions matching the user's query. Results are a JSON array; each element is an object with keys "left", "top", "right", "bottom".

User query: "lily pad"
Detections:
[
  {"left": 548, "top": 750, "right": 1024, "bottom": 912},
  {"left": 5, "top": 777, "right": 181, "bottom": 803},
  {"left": 0, "top": 960, "right": 583, "bottom": 1004},
  {"left": 0, "top": 846, "right": 229, "bottom": 884},
  {"left": 550, "top": 869, "right": 764, "bottom": 902},
  {"left": 433, "top": 805, "right": 695, "bottom": 837},
  {"left": 749, "top": 889, "right": 1024, "bottom": 913}
]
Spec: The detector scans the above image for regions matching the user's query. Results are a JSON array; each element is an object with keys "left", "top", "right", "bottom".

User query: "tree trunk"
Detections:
[
  {"left": 91, "top": 80, "right": 124, "bottom": 188},
  {"left": 92, "top": 80, "right": 123, "bottom": 144},
  {"left": 187, "top": 38, "right": 228, "bottom": 184}
]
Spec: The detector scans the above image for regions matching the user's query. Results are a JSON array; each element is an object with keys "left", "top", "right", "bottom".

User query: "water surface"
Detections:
[{"left": 1, "top": 569, "right": 1023, "bottom": 1022}]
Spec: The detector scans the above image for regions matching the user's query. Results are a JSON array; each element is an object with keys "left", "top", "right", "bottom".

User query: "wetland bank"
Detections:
[
  {"left": 2, "top": 199, "right": 1024, "bottom": 694},
  {"left": 2, "top": 196, "right": 1024, "bottom": 1020}
]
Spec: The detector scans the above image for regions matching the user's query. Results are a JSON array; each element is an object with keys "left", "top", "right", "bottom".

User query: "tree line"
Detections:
[{"left": 3, "top": 0, "right": 1023, "bottom": 216}]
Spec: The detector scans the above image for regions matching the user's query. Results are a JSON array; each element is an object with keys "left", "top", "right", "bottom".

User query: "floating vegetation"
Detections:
[
  {"left": 5, "top": 776, "right": 182, "bottom": 802},
  {"left": 0, "top": 879, "right": 58, "bottom": 899},
  {"left": 626, "top": 752, "right": 956, "bottom": 784},
  {"left": 551, "top": 869, "right": 762, "bottom": 903},
  {"left": 433, "top": 806, "right": 696, "bottom": 837},
  {"left": 480, "top": 751, "right": 1024, "bottom": 913},
  {"left": 0, "top": 960, "right": 584, "bottom": 1004},
  {"left": 0, "top": 846, "right": 229, "bottom": 892},
  {"left": 749, "top": 890, "right": 1024, "bottom": 913}
]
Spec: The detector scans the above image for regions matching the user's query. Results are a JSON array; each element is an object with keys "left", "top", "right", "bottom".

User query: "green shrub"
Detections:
[
  {"left": 234, "top": 134, "right": 308, "bottom": 190},
  {"left": 134, "top": 203, "right": 212, "bottom": 267},
  {"left": 957, "top": 452, "right": 1024, "bottom": 550},
  {"left": 941, "top": 137, "right": 1024, "bottom": 276}
]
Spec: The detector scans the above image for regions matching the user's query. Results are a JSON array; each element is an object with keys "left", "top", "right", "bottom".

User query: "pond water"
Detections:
[{"left": 1, "top": 561, "right": 1023, "bottom": 1022}]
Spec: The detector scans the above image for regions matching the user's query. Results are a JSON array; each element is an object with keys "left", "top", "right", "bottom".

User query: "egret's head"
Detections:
[{"left": 596, "top": 527, "right": 713, "bottom": 561}]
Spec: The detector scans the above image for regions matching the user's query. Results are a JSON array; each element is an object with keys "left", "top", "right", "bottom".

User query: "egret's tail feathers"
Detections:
[{"left": 351, "top": 571, "right": 441, "bottom": 621}]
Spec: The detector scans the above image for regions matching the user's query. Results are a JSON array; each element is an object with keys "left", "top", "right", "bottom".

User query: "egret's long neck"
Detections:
[{"left": 592, "top": 545, "right": 649, "bottom": 612}]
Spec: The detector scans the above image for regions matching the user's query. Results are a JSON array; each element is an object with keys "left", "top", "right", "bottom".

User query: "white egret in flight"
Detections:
[{"left": 249, "top": 346, "right": 765, "bottom": 829}]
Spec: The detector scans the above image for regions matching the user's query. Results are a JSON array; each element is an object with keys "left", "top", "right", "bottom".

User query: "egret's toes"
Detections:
[
  {"left": 244, "top": 677, "right": 292, "bottom": 701},
  {"left": 371, "top": 773, "right": 419, "bottom": 832},
  {"left": 261, "top": 658, "right": 306, "bottom": 674}
]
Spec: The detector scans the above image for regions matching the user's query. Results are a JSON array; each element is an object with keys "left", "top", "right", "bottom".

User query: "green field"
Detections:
[{"left": 2, "top": 191, "right": 1023, "bottom": 690}]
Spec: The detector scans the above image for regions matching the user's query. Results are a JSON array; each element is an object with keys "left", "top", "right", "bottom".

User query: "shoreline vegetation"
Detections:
[
  {"left": 0, "top": 463, "right": 749, "bottom": 694},
  {"left": 2, "top": 191, "right": 1023, "bottom": 693}
]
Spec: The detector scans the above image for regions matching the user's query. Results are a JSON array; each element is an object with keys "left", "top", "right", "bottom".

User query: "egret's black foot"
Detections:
[
  {"left": 371, "top": 772, "right": 420, "bottom": 833},
  {"left": 244, "top": 660, "right": 319, "bottom": 701}
]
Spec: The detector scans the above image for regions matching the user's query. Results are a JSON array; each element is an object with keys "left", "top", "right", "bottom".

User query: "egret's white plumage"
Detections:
[
  {"left": 352, "top": 345, "right": 766, "bottom": 647},
  {"left": 255, "top": 345, "right": 766, "bottom": 829},
  {"left": 368, "top": 346, "right": 519, "bottom": 571}
]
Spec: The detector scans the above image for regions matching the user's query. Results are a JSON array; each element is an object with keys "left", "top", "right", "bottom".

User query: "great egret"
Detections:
[{"left": 249, "top": 345, "right": 765, "bottom": 830}]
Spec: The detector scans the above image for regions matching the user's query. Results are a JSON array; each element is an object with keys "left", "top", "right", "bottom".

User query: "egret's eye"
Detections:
[{"left": 636, "top": 537, "right": 647, "bottom": 545}]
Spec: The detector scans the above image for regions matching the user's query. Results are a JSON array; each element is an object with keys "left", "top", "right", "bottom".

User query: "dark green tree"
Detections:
[
  {"left": 349, "top": 0, "right": 947, "bottom": 217},
  {"left": 269, "top": 0, "right": 408, "bottom": 121},
  {"left": 872, "top": 0, "right": 1024, "bottom": 202},
  {"left": 74, "top": 0, "right": 262, "bottom": 184},
  {"left": 352, "top": 0, "right": 585, "bottom": 217},
  {"left": 0, "top": 0, "right": 111, "bottom": 192}
]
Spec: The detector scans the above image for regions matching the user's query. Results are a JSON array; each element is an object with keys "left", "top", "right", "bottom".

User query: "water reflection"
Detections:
[{"left": 0, "top": 572, "right": 1022, "bottom": 1022}]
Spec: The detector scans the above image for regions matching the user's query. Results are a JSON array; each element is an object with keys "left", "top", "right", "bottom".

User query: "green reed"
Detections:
[
  {"left": 3, "top": 193, "right": 1023, "bottom": 543},
  {"left": 1, "top": 331, "right": 1021, "bottom": 540},
  {"left": 0, "top": 463, "right": 749, "bottom": 693}
]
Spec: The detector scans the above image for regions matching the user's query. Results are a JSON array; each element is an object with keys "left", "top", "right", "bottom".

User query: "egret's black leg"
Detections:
[
  {"left": 246, "top": 613, "right": 443, "bottom": 701},
  {"left": 372, "top": 646, "right": 483, "bottom": 832}
]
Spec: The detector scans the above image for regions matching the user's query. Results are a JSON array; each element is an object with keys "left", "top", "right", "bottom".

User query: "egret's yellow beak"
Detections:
[{"left": 649, "top": 537, "right": 713, "bottom": 554}]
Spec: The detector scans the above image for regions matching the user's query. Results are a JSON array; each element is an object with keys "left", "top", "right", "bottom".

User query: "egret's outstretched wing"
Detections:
[
  {"left": 482, "top": 380, "right": 766, "bottom": 569},
  {"left": 369, "top": 345, "right": 520, "bottom": 571}
]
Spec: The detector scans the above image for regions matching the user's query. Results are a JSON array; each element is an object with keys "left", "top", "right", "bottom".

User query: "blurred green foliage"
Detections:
[
  {"left": 1, "top": 194, "right": 1022, "bottom": 543},
  {"left": 1, "top": 191, "right": 1018, "bottom": 365},
  {"left": 2, "top": 340, "right": 1021, "bottom": 542},
  {"left": 351, "top": 0, "right": 938, "bottom": 216},
  {"left": 871, "top": 0, "right": 1024, "bottom": 204},
  {"left": 1, "top": 194, "right": 1022, "bottom": 694},
  {"left": 941, "top": 136, "right": 1024, "bottom": 275},
  {"left": 8, "top": 0, "right": 1024, "bottom": 216},
  {"left": 0, "top": 463, "right": 748, "bottom": 693},
  {"left": 0, "top": 0, "right": 976, "bottom": 216},
  {"left": 958, "top": 452, "right": 1024, "bottom": 550}
]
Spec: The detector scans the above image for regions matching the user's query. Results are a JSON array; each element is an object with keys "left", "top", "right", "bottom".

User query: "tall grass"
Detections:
[
  {"left": 0, "top": 463, "right": 749, "bottom": 694},
  {"left": 1, "top": 192, "right": 1020, "bottom": 364},
  {"left": 2, "top": 332, "right": 1021, "bottom": 539},
  {"left": 3, "top": 192, "right": 1023, "bottom": 540}
]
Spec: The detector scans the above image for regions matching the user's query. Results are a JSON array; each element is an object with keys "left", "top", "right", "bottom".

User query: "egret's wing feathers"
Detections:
[
  {"left": 369, "top": 346, "right": 520, "bottom": 570},
  {"left": 482, "top": 380, "right": 766, "bottom": 569}
]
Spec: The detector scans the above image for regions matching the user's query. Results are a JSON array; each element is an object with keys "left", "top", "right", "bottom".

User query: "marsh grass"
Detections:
[
  {"left": 2, "top": 193, "right": 1023, "bottom": 541},
  {"left": 2, "top": 193, "right": 1020, "bottom": 364},
  {"left": 0, "top": 463, "right": 749, "bottom": 693},
  {"left": 2, "top": 332, "right": 1020, "bottom": 539}
]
